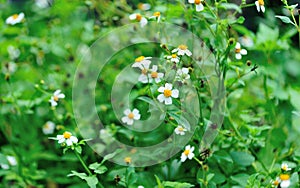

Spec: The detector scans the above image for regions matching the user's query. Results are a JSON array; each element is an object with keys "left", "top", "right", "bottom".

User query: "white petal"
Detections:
[
  {"left": 171, "top": 89, "right": 179, "bottom": 98},
  {"left": 50, "top": 100, "right": 58, "bottom": 107},
  {"left": 70, "top": 136, "right": 78, "bottom": 143},
  {"left": 134, "top": 113, "right": 141, "bottom": 120},
  {"left": 151, "top": 65, "right": 158, "bottom": 72},
  {"left": 235, "top": 53, "right": 242, "bottom": 59},
  {"left": 171, "top": 48, "right": 178, "bottom": 53},
  {"left": 66, "top": 139, "right": 72, "bottom": 146},
  {"left": 190, "top": 146, "right": 195, "bottom": 152},
  {"left": 129, "top": 13, "right": 136, "bottom": 20},
  {"left": 139, "top": 74, "right": 149, "bottom": 83},
  {"left": 175, "top": 128, "right": 180, "bottom": 134},
  {"left": 164, "top": 97, "right": 172, "bottom": 105},
  {"left": 127, "top": 118, "right": 134, "bottom": 125},
  {"left": 188, "top": 0, "right": 195, "bottom": 3},
  {"left": 132, "top": 108, "right": 139, "bottom": 115},
  {"left": 7, "top": 156, "right": 17, "bottom": 166},
  {"left": 177, "top": 50, "right": 185, "bottom": 56},
  {"left": 240, "top": 49, "right": 247, "bottom": 55},
  {"left": 158, "top": 73, "right": 164, "bottom": 78},
  {"left": 185, "top": 145, "right": 191, "bottom": 150},
  {"left": 158, "top": 86, "right": 165, "bottom": 93},
  {"left": 235, "top": 42, "right": 241, "bottom": 49},
  {"left": 180, "top": 153, "right": 187, "bottom": 162},
  {"left": 261, "top": 5, "right": 265, "bottom": 13},
  {"left": 140, "top": 17, "right": 148, "bottom": 27},
  {"left": 280, "top": 180, "right": 290, "bottom": 188},
  {"left": 182, "top": 68, "right": 189, "bottom": 74},
  {"left": 196, "top": 4, "right": 204, "bottom": 12},
  {"left": 165, "top": 83, "right": 173, "bottom": 90},
  {"left": 122, "top": 116, "right": 129, "bottom": 123},
  {"left": 188, "top": 152, "right": 195, "bottom": 159},
  {"left": 173, "top": 58, "right": 180, "bottom": 63},
  {"left": 255, "top": 1, "right": 260, "bottom": 12},
  {"left": 18, "top": 12, "right": 25, "bottom": 20},
  {"left": 54, "top": 90, "right": 61, "bottom": 96},
  {"left": 167, "top": 55, "right": 172, "bottom": 59},
  {"left": 124, "top": 109, "right": 131, "bottom": 115},
  {"left": 58, "top": 93, "right": 65, "bottom": 99},
  {"left": 155, "top": 78, "right": 162, "bottom": 83},
  {"left": 58, "top": 138, "right": 65, "bottom": 144},
  {"left": 1, "top": 164, "right": 9, "bottom": 169},
  {"left": 157, "top": 94, "right": 165, "bottom": 103}
]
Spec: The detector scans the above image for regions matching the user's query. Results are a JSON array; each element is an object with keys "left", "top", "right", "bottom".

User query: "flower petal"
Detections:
[
  {"left": 171, "top": 89, "right": 179, "bottom": 98},
  {"left": 165, "top": 83, "right": 173, "bottom": 90},
  {"left": 129, "top": 13, "right": 136, "bottom": 20},
  {"left": 196, "top": 4, "right": 204, "bottom": 12},
  {"left": 157, "top": 94, "right": 165, "bottom": 103},
  {"left": 235, "top": 53, "right": 242, "bottom": 60},
  {"left": 158, "top": 86, "right": 165, "bottom": 93},
  {"left": 164, "top": 97, "right": 172, "bottom": 105},
  {"left": 240, "top": 49, "right": 247, "bottom": 55}
]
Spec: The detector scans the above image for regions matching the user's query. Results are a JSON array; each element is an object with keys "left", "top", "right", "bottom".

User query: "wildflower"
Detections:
[
  {"left": 180, "top": 145, "right": 195, "bottom": 162},
  {"left": 271, "top": 177, "right": 280, "bottom": 187},
  {"left": 49, "top": 90, "right": 65, "bottom": 107},
  {"left": 42, "top": 121, "right": 56, "bottom": 135},
  {"left": 148, "top": 65, "right": 164, "bottom": 83},
  {"left": 6, "top": 12, "right": 25, "bottom": 25},
  {"left": 281, "top": 163, "right": 291, "bottom": 171},
  {"left": 176, "top": 67, "right": 190, "bottom": 83},
  {"left": 239, "top": 36, "right": 254, "bottom": 48},
  {"left": 0, "top": 156, "right": 17, "bottom": 170},
  {"left": 137, "top": 3, "right": 151, "bottom": 10},
  {"left": 235, "top": 42, "right": 247, "bottom": 60},
  {"left": 121, "top": 108, "right": 141, "bottom": 125},
  {"left": 129, "top": 13, "right": 148, "bottom": 27},
  {"left": 188, "top": 0, "right": 204, "bottom": 12},
  {"left": 150, "top": 12, "right": 161, "bottom": 22},
  {"left": 167, "top": 54, "right": 180, "bottom": 63},
  {"left": 172, "top": 45, "right": 192, "bottom": 56},
  {"left": 7, "top": 46, "right": 20, "bottom": 60},
  {"left": 132, "top": 56, "right": 152, "bottom": 69},
  {"left": 255, "top": 0, "right": 265, "bottom": 13},
  {"left": 138, "top": 62, "right": 150, "bottom": 83},
  {"left": 157, "top": 83, "right": 179, "bottom": 105},
  {"left": 175, "top": 125, "right": 187, "bottom": 135},
  {"left": 279, "top": 174, "right": 291, "bottom": 188},
  {"left": 56, "top": 131, "right": 78, "bottom": 146},
  {"left": 124, "top": 157, "right": 131, "bottom": 164}
]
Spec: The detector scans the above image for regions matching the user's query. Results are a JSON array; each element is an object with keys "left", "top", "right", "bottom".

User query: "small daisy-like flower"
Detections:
[
  {"left": 1, "top": 156, "right": 17, "bottom": 169},
  {"left": 279, "top": 174, "right": 291, "bottom": 188},
  {"left": 137, "top": 3, "right": 151, "bottom": 10},
  {"left": 6, "top": 12, "right": 25, "bottom": 25},
  {"left": 281, "top": 163, "right": 291, "bottom": 171},
  {"left": 150, "top": 12, "right": 161, "bottom": 22},
  {"left": 167, "top": 54, "right": 180, "bottom": 63},
  {"left": 271, "top": 177, "right": 280, "bottom": 187},
  {"left": 129, "top": 13, "right": 148, "bottom": 27},
  {"left": 176, "top": 67, "right": 190, "bottom": 83},
  {"left": 172, "top": 45, "right": 192, "bottom": 56},
  {"left": 7, "top": 46, "right": 20, "bottom": 60},
  {"left": 42, "top": 121, "right": 56, "bottom": 135},
  {"left": 157, "top": 83, "right": 179, "bottom": 105},
  {"left": 175, "top": 125, "right": 187, "bottom": 135},
  {"left": 255, "top": 0, "right": 265, "bottom": 13},
  {"left": 49, "top": 90, "right": 65, "bottom": 107},
  {"left": 148, "top": 65, "right": 164, "bottom": 83},
  {"left": 188, "top": 0, "right": 204, "bottom": 12},
  {"left": 124, "top": 157, "right": 131, "bottom": 164},
  {"left": 56, "top": 131, "right": 78, "bottom": 146},
  {"left": 180, "top": 145, "right": 195, "bottom": 162},
  {"left": 132, "top": 56, "right": 152, "bottom": 69},
  {"left": 121, "top": 108, "right": 141, "bottom": 125},
  {"left": 235, "top": 42, "right": 247, "bottom": 60},
  {"left": 138, "top": 62, "right": 150, "bottom": 83}
]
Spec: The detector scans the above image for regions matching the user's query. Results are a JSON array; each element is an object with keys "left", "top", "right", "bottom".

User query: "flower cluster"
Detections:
[{"left": 271, "top": 163, "right": 292, "bottom": 188}]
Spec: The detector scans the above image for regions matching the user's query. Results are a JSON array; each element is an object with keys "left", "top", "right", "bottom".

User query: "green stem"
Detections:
[
  {"left": 74, "top": 151, "right": 93, "bottom": 176},
  {"left": 193, "top": 156, "right": 203, "bottom": 166}
]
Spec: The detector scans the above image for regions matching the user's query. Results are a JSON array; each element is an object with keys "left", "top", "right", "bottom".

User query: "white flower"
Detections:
[
  {"left": 188, "top": 0, "right": 204, "bottom": 12},
  {"left": 137, "top": 186, "right": 145, "bottom": 188},
  {"left": 172, "top": 45, "right": 192, "bottom": 56},
  {"left": 175, "top": 125, "right": 187, "bottom": 135},
  {"left": 138, "top": 62, "right": 150, "bottom": 83},
  {"left": 132, "top": 56, "right": 152, "bottom": 69},
  {"left": 235, "top": 42, "right": 247, "bottom": 60},
  {"left": 239, "top": 36, "right": 254, "bottom": 48},
  {"left": 7, "top": 46, "right": 20, "bottom": 60},
  {"left": 49, "top": 90, "right": 65, "bottom": 107},
  {"left": 149, "top": 12, "right": 161, "bottom": 23},
  {"left": 56, "top": 131, "right": 78, "bottom": 146},
  {"left": 129, "top": 13, "right": 148, "bottom": 27},
  {"left": 2, "top": 62, "right": 17, "bottom": 74},
  {"left": 271, "top": 177, "right": 280, "bottom": 187},
  {"left": 121, "top": 108, "right": 141, "bottom": 125},
  {"left": 176, "top": 67, "right": 190, "bottom": 83},
  {"left": 279, "top": 174, "right": 291, "bottom": 188},
  {"left": 157, "top": 83, "right": 179, "bottom": 105},
  {"left": 42, "top": 121, "right": 56, "bottom": 135},
  {"left": 35, "top": 0, "right": 51, "bottom": 8},
  {"left": 255, "top": 0, "right": 265, "bottom": 13},
  {"left": 281, "top": 163, "right": 291, "bottom": 171},
  {"left": 6, "top": 12, "right": 25, "bottom": 25},
  {"left": 1, "top": 155, "right": 17, "bottom": 169},
  {"left": 148, "top": 65, "right": 164, "bottom": 83},
  {"left": 137, "top": 3, "right": 151, "bottom": 10},
  {"left": 180, "top": 145, "right": 195, "bottom": 162},
  {"left": 167, "top": 54, "right": 180, "bottom": 63}
]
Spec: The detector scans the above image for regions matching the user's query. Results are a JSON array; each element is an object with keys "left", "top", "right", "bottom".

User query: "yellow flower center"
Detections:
[
  {"left": 282, "top": 165, "right": 288, "bottom": 171},
  {"left": 280, "top": 174, "right": 290, "bottom": 181},
  {"left": 178, "top": 127, "right": 184, "bottom": 131},
  {"left": 12, "top": 14, "right": 19, "bottom": 20},
  {"left": 128, "top": 113, "right": 134, "bottom": 119},
  {"left": 151, "top": 71, "right": 158, "bottom": 78},
  {"left": 135, "top": 56, "right": 145, "bottom": 62},
  {"left": 53, "top": 95, "right": 59, "bottom": 101},
  {"left": 195, "top": 0, "right": 201, "bottom": 4},
  {"left": 63, "top": 132, "right": 72, "bottom": 139},
  {"left": 171, "top": 54, "right": 177, "bottom": 58},
  {"left": 137, "top": 3, "right": 143, "bottom": 10},
  {"left": 164, "top": 89, "right": 172, "bottom": 97},
  {"left": 135, "top": 14, "right": 142, "bottom": 21},
  {"left": 141, "top": 68, "right": 148, "bottom": 75},
  {"left": 178, "top": 45, "right": 187, "bottom": 50},
  {"left": 124, "top": 157, "right": 131, "bottom": 163},
  {"left": 44, "top": 123, "right": 49, "bottom": 129},
  {"left": 153, "top": 12, "right": 161, "bottom": 17},
  {"left": 235, "top": 48, "right": 241, "bottom": 53},
  {"left": 273, "top": 180, "right": 279, "bottom": 186},
  {"left": 258, "top": 0, "right": 264, "bottom": 5},
  {"left": 184, "top": 149, "right": 190, "bottom": 156}
]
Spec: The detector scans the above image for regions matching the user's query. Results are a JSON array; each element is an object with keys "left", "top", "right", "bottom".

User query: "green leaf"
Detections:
[
  {"left": 155, "top": 175, "right": 164, "bottom": 188},
  {"left": 88, "top": 162, "right": 101, "bottom": 170},
  {"left": 94, "top": 166, "right": 108, "bottom": 174},
  {"left": 75, "top": 146, "right": 82, "bottom": 154},
  {"left": 230, "top": 151, "right": 255, "bottom": 166},
  {"left": 219, "top": 3, "right": 242, "bottom": 13},
  {"left": 163, "top": 181, "right": 195, "bottom": 188},
  {"left": 85, "top": 176, "right": 99, "bottom": 188},
  {"left": 275, "top": 15, "right": 295, "bottom": 26},
  {"left": 230, "top": 173, "right": 249, "bottom": 187},
  {"left": 100, "top": 149, "right": 122, "bottom": 165},
  {"left": 68, "top": 170, "right": 87, "bottom": 179}
]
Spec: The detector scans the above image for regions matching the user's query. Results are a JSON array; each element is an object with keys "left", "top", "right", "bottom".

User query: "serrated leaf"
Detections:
[{"left": 89, "top": 162, "right": 101, "bottom": 170}]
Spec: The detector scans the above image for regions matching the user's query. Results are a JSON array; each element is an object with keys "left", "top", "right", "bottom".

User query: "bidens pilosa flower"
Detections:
[
  {"left": 172, "top": 45, "right": 192, "bottom": 56},
  {"left": 175, "top": 125, "right": 187, "bottom": 135},
  {"left": 157, "top": 83, "right": 179, "bottom": 105},
  {"left": 42, "top": 121, "right": 56, "bottom": 135},
  {"left": 176, "top": 67, "right": 190, "bottom": 83},
  {"left": 255, "top": 0, "right": 265, "bottom": 13},
  {"left": 188, "top": 0, "right": 204, "bottom": 12},
  {"left": 150, "top": 12, "right": 161, "bottom": 22},
  {"left": 56, "top": 131, "right": 78, "bottom": 146},
  {"left": 122, "top": 108, "right": 141, "bottom": 125},
  {"left": 167, "top": 54, "right": 180, "bottom": 63},
  {"left": 281, "top": 163, "right": 291, "bottom": 171},
  {"left": 279, "top": 174, "right": 291, "bottom": 188},
  {"left": 6, "top": 12, "right": 25, "bottom": 25},
  {"left": 49, "top": 90, "right": 65, "bottom": 107},
  {"left": 129, "top": 13, "right": 148, "bottom": 27},
  {"left": 148, "top": 65, "right": 164, "bottom": 83},
  {"left": 132, "top": 56, "right": 152, "bottom": 69},
  {"left": 235, "top": 42, "right": 247, "bottom": 59},
  {"left": 181, "top": 145, "right": 195, "bottom": 162}
]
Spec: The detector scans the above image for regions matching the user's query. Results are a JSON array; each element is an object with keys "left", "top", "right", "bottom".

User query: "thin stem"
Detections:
[{"left": 74, "top": 151, "right": 93, "bottom": 176}]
